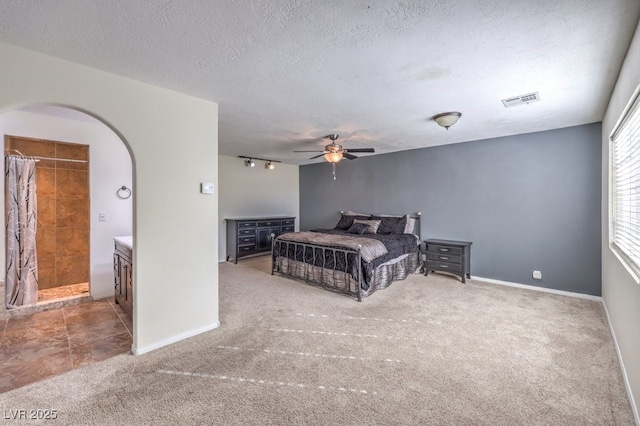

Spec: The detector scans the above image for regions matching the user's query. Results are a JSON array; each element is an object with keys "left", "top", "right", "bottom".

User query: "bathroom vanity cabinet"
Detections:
[{"left": 113, "top": 237, "right": 133, "bottom": 319}]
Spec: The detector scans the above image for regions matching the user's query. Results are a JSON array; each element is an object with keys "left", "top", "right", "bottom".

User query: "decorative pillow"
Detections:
[
  {"left": 404, "top": 217, "right": 416, "bottom": 234},
  {"left": 334, "top": 214, "right": 370, "bottom": 230},
  {"left": 375, "top": 214, "right": 415, "bottom": 234},
  {"left": 352, "top": 219, "right": 382, "bottom": 234},
  {"left": 348, "top": 223, "right": 370, "bottom": 235},
  {"left": 373, "top": 215, "right": 407, "bottom": 234}
]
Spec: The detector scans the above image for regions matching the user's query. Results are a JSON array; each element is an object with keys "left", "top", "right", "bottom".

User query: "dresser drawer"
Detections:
[
  {"left": 258, "top": 220, "right": 281, "bottom": 227},
  {"left": 428, "top": 244, "right": 463, "bottom": 256},
  {"left": 281, "top": 225, "right": 294, "bottom": 232},
  {"left": 282, "top": 219, "right": 295, "bottom": 226},
  {"left": 426, "top": 260, "right": 463, "bottom": 273},
  {"left": 237, "top": 236, "right": 256, "bottom": 246},
  {"left": 238, "top": 221, "right": 256, "bottom": 229},
  {"left": 238, "top": 245, "right": 256, "bottom": 254},
  {"left": 238, "top": 228, "right": 256, "bottom": 236},
  {"left": 427, "top": 252, "right": 462, "bottom": 264}
]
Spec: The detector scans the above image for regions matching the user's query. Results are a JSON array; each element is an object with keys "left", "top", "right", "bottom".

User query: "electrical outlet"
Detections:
[{"left": 532, "top": 270, "right": 542, "bottom": 280}]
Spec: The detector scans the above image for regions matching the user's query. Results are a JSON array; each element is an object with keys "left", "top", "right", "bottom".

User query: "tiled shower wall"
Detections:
[{"left": 5, "top": 136, "right": 89, "bottom": 290}]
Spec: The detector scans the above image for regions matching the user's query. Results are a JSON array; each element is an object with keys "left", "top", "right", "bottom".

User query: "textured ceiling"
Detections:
[{"left": 1, "top": 1, "right": 639, "bottom": 165}]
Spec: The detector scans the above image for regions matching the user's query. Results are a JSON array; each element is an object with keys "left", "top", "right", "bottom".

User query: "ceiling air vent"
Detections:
[{"left": 502, "top": 92, "right": 540, "bottom": 108}]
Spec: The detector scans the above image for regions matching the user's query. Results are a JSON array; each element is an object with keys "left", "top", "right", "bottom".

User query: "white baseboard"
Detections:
[
  {"left": 131, "top": 321, "right": 220, "bottom": 355},
  {"left": 601, "top": 300, "right": 639, "bottom": 425},
  {"left": 470, "top": 275, "right": 602, "bottom": 302}
]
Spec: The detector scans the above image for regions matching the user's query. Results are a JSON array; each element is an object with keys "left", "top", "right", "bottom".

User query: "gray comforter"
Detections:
[{"left": 275, "top": 231, "right": 387, "bottom": 262}]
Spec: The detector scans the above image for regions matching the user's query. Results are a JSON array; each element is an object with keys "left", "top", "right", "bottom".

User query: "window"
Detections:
[{"left": 611, "top": 87, "right": 640, "bottom": 280}]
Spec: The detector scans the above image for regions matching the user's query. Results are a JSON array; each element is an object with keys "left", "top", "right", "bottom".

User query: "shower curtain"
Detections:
[{"left": 5, "top": 156, "right": 38, "bottom": 308}]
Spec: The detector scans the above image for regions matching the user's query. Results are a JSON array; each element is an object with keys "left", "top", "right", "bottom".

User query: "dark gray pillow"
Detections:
[
  {"left": 334, "top": 214, "right": 370, "bottom": 230},
  {"left": 348, "top": 222, "right": 370, "bottom": 235},
  {"left": 372, "top": 215, "right": 407, "bottom": 234}
]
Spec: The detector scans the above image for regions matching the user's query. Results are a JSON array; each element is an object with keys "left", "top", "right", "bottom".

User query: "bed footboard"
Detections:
[{"left": 271, "top": 239, "right": 364, "bottom": 301}]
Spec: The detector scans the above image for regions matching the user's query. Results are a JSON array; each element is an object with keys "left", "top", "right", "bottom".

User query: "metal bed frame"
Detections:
[
  {"left": 272, "top": 240, "right": 364, "bottom": 301},
  {"left": 271, "top": 212, "right": 421, "bottom": 301}
]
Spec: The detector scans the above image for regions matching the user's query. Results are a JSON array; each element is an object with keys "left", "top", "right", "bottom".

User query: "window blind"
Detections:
[{"left": 611, "top": 92, "right": 640, "bottom": 276}]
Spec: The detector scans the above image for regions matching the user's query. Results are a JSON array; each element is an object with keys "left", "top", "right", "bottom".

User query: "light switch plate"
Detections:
[{"left": 201, "top": 182, "right": 214, "bottom": 194}]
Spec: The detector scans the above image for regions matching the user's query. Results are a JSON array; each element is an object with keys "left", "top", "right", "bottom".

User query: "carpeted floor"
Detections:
[{"left": 0, "top": 256, "right": 634, "bottom": 425}]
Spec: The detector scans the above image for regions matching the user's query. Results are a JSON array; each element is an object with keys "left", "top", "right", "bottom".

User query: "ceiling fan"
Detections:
[
  {"left": 293, "top": 134, "right": 375, "bottom": 163},
  {"left": 293, "top": 134, "right": 375, "bottom": 180}
]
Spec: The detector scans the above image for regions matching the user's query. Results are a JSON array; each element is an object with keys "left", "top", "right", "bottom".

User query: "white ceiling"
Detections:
[{"left": 1, "top": 1, "right": 639, "bottom": 165}]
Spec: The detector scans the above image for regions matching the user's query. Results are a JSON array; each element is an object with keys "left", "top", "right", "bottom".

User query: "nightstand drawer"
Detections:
[
  {"left": 428, "top": 244, "right": 463, "bottom": 256},
  {"left": 427, "top": 252, "right": 462, "bottom": 264},
  {"left": 426, "top": 260, "right": 463, "bottom": 273}
]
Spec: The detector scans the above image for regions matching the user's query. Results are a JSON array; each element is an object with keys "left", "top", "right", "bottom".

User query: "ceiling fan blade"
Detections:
[
  {"left": 309, "top": 153, "right": 325, "bottom": 159},
  {"left": 345, "top": 148, "right": 375, "bottom": 153},
  {"left": 343, "top": 153, "right": 358, "bottom": 160},
  {"left": 294, "top": 150, "right": 324, "bottom": 153}
]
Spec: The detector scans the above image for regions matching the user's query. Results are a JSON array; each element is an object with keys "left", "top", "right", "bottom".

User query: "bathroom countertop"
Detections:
[{"left": 114, "top": 236, "right": 133, "bottom": 250}]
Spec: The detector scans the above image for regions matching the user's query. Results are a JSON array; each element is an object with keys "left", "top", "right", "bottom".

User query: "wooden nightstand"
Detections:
[{"left": 424, "top": 239, "right": 472, "bottom": 283}]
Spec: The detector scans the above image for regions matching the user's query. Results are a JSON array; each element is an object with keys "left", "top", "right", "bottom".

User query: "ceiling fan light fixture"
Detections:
[
  {"left": 433, "top": 112, "right": 462, "bottom": 130},
  {"left": 324, "top": 152, "right": 343, "bottom": 163}
]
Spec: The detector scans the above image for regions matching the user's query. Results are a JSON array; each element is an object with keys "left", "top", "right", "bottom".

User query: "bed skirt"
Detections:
[{"left": 273, "top": 251, "right": 422, "bottom": 299}]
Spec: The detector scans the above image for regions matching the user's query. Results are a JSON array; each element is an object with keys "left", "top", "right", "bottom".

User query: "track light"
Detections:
[{"left": 239, "top": 155, "right": 281, "bottom": 170}]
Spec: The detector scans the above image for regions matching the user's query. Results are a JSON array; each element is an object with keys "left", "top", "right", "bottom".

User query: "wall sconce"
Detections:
[
  {"left": 433, "top": 112, "right": 462, "bottom": 130},
  {"left": 239, "top": 156, "right": 280, "bottom": 170}
]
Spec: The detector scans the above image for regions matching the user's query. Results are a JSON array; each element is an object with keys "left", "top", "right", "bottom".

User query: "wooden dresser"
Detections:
[{"left": 226, "top": 217, "right": 295, "bottom": 263}]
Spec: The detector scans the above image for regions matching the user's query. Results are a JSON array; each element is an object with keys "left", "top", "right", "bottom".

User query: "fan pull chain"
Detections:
[{"left": 332, "top": 162, "right": 336, "bottom": 180}]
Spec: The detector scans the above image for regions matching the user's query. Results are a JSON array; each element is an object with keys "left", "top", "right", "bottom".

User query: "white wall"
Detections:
[
  {"left": 218, "top": 155, "right": 299, "bottom": 262},
  {"left": 0, "top": 107, "right": 133, "bottom": 300},
  {"left": 601, "top": 20, "right": 640, "bottom": 420},
  {"left": 0, "top": 42, "right": 219, "bottom": 354}
]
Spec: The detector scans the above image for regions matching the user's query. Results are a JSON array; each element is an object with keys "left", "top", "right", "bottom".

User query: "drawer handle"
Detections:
[
  {"left": 439, "top": 248, "right": 449, "bottom": 252},
  {"left": 439, "top": 256, "right": 448, "bottom": 260},
  {"left": 439, "top": 264, "right": 448, "bottom": 268}
]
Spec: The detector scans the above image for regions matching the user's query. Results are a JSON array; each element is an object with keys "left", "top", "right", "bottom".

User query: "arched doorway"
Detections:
[
  {"left": 0, "top": 104, "right": 135, "bottom": 392},
  {"left": 1, "top": 104, "right": 133, "bottom": 312}
]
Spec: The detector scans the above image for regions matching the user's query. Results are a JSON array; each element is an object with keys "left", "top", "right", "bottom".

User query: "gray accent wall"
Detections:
[{"left": 300, "top": 123, "right": 602, "bottom": 295}]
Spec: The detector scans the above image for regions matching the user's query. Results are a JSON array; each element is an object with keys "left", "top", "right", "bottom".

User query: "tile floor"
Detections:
[
  {"left": 0, "top": 299, "right": 132, "bottom": 393},
  {"left": 38, "top": 282, "right": 90, "bottom": 302}
]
